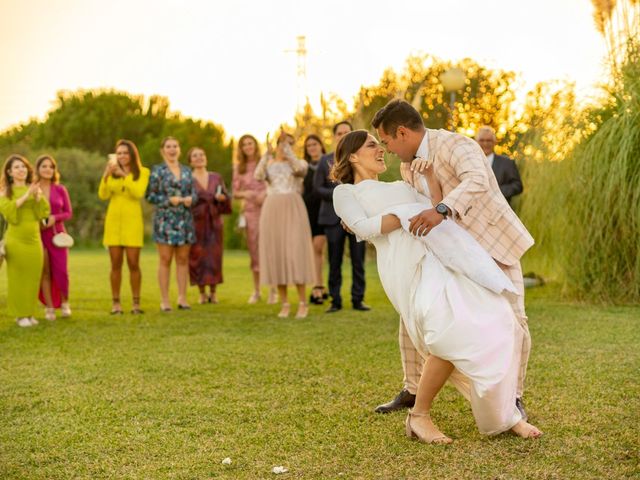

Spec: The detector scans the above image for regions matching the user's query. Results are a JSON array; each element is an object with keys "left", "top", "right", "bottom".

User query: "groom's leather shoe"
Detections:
[
  {"left": 516, "top": 397, "right": 528, "bottom": 421},
  {"left": 374, "top": 389, "right": 416, "bottom": 413}
]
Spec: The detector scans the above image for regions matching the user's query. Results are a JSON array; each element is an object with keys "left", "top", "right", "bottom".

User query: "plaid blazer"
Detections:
[{"left": 402, "top": 129, "right": 534, "bottom": 266}]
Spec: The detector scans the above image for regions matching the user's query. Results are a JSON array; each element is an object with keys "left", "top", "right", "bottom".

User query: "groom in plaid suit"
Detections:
[{"left": 372, "top": 99, "right": 534, "bottom": 420}]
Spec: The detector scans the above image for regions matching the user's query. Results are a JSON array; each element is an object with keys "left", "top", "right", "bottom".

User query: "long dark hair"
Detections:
[
  {"left": 115, "top": 139, "right": 143, "bottom": 181},
  {"left": 329, "top": 130, "right": 369, "bottom": 184},
  {"left": 35, "top": 155, "right": 60, "bottom": 184},
  {"left": 303, "top": 134, "right": 326, "bottom": 162},
  {"left": 1, "top": 154, "right": 34, "bottom": 199}
]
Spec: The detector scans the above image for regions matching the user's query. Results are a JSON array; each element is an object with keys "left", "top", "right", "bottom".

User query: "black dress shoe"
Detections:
[
  {"left": 325, "top": 305, "right": 342, "bottom": 313},
  {"left": 353, "top": 303, "right": 371, "bottom": 311},
  {"left": 516, "top": 397, "right": 528, "bottom": 421},
  {"left": 375, "top": 389, "right": 416, "bottom": 413}
]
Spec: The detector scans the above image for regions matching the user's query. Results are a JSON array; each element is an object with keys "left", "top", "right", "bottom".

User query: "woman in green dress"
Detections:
[{"left": 0, "top": 155, "right": 50, "bottom": 327}]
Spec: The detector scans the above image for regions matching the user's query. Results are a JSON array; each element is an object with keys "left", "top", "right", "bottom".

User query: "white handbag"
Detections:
[
  {"left": 52, "top": 223, "right": 74, "bottom": 248},
  {"left": 236, "top": 213, "right": 247, "bottom": 230}
]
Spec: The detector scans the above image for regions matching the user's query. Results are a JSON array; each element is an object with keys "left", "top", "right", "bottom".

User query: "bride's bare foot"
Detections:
[
  {"left": 511, "top": 420, "right": 543, "bottom": 439},
  {"left": 406, "top": 411, "right": 452, "bottom": 444}
]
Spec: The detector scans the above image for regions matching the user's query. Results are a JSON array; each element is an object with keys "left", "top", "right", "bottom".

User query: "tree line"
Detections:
[{"left": 1, "top": 0, "right": 638, "bottom": 302}]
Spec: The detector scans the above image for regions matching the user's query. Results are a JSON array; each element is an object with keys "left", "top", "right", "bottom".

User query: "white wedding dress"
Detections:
[{"left": 334, "top": 179, "right": 523, "bottom": 435}]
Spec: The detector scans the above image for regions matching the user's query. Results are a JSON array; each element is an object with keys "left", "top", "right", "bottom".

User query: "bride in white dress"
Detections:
[{"left": 332, "top": 130, "right": 542, "bottom": 443}]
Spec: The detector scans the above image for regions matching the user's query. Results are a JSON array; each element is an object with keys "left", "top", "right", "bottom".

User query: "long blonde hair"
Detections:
[{"left": 235, "top": 134, "right": 261, "bottom": 174}]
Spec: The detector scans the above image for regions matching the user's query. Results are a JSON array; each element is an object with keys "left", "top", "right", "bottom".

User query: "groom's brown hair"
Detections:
[{"left": 371, "top": 99, "right": 423, "bottom": 137}]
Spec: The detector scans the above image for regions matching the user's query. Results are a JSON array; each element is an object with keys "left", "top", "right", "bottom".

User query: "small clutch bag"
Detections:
[{"left": 52, "top": 222, "right": 74, "bottom": 248}]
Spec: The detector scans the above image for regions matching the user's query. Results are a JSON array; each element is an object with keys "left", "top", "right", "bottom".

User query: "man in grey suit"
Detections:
[{"left": 475, "top": 126, "right": 523, "bottom": 204}]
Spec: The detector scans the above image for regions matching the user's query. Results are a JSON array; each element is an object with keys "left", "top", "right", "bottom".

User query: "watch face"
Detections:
[{"left": 436, "top": 204, "right": 447, "bottom": 215}]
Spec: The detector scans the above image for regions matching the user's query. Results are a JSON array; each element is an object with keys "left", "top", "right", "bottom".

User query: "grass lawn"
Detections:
[{"left": 0, "top": 249, "right": 638, "bottom": 479}]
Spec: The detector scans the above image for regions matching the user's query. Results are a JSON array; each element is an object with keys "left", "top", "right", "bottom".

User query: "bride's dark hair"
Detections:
[{"left": 329, "top": 129, "right": 369, "bottom": 184}]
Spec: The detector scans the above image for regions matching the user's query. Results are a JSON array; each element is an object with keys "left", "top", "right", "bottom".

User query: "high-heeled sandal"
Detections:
[
  {"left": 60, "top": 302, "right": 72, "bottom": 317},
  {"left": 267, "top": 289, "right": 278, "bottom": 305},
  {"left": 247, "top": 292, "right": 261, "bottom": 304},
  {"left": 131, "top": 297, "right": 144, "bottom": 315},
  {"left": 405, "top": 411, "right": 452, "bottom": 444},
  {"left": 278, "top": 302, "right": 290, "bottom": 318},
  {"left": 295, "top": 302, "right": 309, "bottom": 319},
  {"left": 44, "top": 307, "right": 56, "bottom": 321},
  {"left": 110, "top": 298, "right": 123, "bottom": 315}
]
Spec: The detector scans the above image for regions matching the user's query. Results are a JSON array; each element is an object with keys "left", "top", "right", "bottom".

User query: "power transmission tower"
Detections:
[{"left": 285, "top": 35, "right": 308, "bottom": 113}]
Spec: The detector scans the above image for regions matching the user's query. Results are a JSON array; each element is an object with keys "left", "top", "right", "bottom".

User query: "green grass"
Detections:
[{"left": 0, "top": 250, "right": 638, "bottom": 479}]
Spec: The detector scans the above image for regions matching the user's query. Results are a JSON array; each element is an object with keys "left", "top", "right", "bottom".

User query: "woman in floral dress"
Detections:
[{"left": 145, "top": 137, "right": 197, "bottom": 311}]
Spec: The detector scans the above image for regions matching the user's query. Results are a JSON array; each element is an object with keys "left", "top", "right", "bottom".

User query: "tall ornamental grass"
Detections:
[{"left": 564, "top": 42, "right": 640, "bottom": 302}]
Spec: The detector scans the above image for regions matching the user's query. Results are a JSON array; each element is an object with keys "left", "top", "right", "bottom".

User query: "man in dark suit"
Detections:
[
  {"left": 313, "top": 121, "right": 370, "bottom": 313},
  {"left": 475, "top": 126, "right": 523, "bottom": 204}
]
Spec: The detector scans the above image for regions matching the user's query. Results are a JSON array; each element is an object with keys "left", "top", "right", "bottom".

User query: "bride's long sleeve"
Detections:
[
  {"left": 253, "top": 154, "right": 270, "bottom": 181},
  {"left": 333, "top": 184, "right": 383, "bottom": 241}
]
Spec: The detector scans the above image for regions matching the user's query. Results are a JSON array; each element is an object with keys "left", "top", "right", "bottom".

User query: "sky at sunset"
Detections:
[{"left": 0, "top": 0, "right": 606, "bottom": 140}]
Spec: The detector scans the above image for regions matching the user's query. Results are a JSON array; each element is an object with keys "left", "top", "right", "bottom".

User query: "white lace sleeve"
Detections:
[
  {"left": 333, "top": 184, "right": 383, "bottom": 241},
  {"left": 283, "top": 143, "right": 308, "bottom": 177}
]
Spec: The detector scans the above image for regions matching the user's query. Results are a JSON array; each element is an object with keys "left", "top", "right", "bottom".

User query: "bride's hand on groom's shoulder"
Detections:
[
  {"left": 400, "top": 162, "right": 414, "bottom": 186},
  {"left": 411, "top": 157, "right": 433, "bottom": 175}
]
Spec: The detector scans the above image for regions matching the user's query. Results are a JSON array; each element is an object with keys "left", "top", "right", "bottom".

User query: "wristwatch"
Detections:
[{"left": 435, "top": 203, "right": 450, "bottom": 218}]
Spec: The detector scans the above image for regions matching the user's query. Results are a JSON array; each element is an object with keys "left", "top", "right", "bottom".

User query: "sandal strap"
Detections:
[{"left": 408, "top": 410, "right": 431, "bottom": 418}]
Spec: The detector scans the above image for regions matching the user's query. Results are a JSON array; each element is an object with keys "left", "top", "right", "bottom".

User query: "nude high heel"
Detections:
[
  {"left": 44, "top": 307, "right": 56, "bottom": 321},
  {"left": 405, "top": 411, "right": 452, "bottom": 444},
  {"left": 295, "top": 302, "right": 308, "bottom": 319},
  {"left": 278, "top": 302, "right": 290, "bottom": 318}
]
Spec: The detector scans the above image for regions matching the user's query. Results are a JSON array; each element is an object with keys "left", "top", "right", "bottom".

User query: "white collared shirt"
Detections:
[
  {"left": 486, "top": 152, "right": 495, "bottom": 167},
  {"left": 416, "top": 130, "right": 429, "bottom": 159}
]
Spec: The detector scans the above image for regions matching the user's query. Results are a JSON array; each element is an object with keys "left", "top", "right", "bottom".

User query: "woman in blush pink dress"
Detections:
[
  {"left": 232, "top": 134, "right": 276, "bottom": 304},
  {"left": 36, "top": 155, "right": 73, "bottom": 321}
]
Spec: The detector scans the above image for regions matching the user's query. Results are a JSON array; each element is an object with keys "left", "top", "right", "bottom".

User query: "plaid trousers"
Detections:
[{"left": 400, "top": 260, "right": 530, "bottom": 398}]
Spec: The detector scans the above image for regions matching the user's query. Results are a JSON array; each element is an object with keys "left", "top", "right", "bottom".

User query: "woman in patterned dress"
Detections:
[
  {"left": 187, "top": 147, "right": 232, "bottom": 304},
  {"left": 232, "top": 134, "right": 276, "bottom": 304},
  {"left": 145, "top": 137, "right": 197, "bottom": 311}
]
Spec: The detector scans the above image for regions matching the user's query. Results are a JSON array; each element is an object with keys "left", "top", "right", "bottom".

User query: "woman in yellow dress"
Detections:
[
  {"left": 98, "top": 139, "right": 150, "bottom": 314},
  {"left": 0, "top": 155, "right": 50, "bottom": 327}
]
